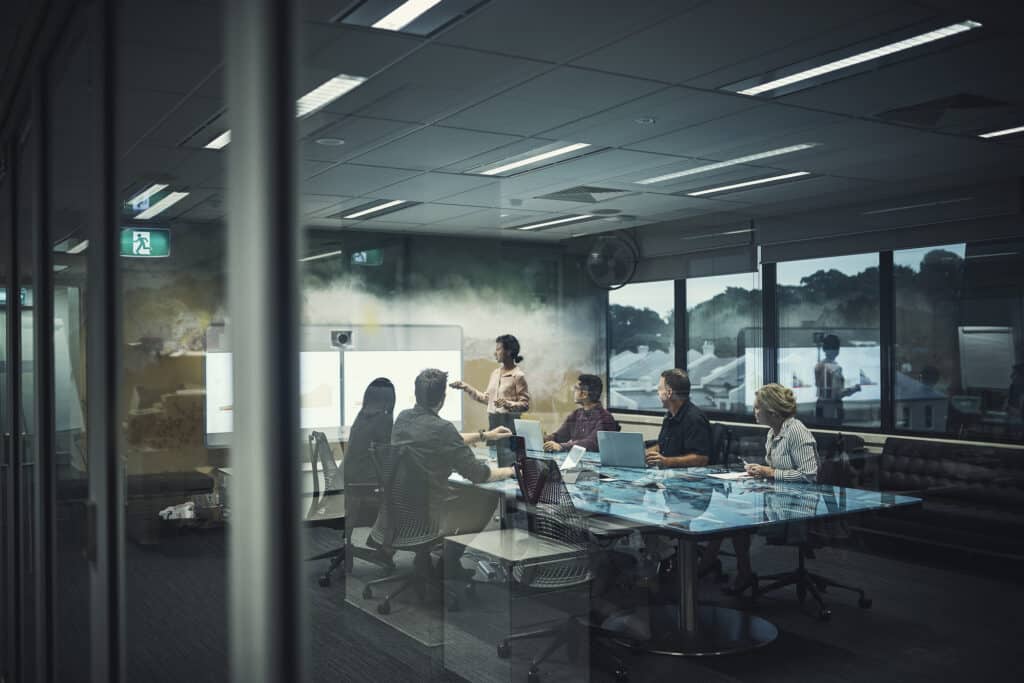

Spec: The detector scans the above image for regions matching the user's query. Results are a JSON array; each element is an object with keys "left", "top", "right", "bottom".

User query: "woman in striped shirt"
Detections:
[{"left": 699, "top": 383, "right": 820, "bottom": 595}]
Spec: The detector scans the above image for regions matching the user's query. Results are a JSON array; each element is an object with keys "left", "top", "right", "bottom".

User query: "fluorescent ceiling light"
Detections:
[
  {"left": 299, "top": 249, "right": 343, "bottom": 263},
  {"left": 296, "top": 74, "right": 367, "bottom": 117},
  {"left": 735, "top": 20, "right": 982, "bottom": 96},
  {"left": 687, "top": 171, "right": 810, "bottom": 196},
  {"left": 67, "top": 240, "right": 90, "bottom": 255},
  {"left": 343, "top": 199, "right": 406, "bottom": 219},
  {"left": 636, "top": 143, "right": 817, "bottom": 185},
  {"left": 53, "top": 265, "right": 69, "bottom": 272},
  {"left": 135, "top": 191, "right": 190, "bottom": 219},
  {"left": 205, "top": 74, "right": 366, "bottom": 149},
  {"left": 372, "top": 0, "right": 442, "bottom": 31},
  {"left": 966, "top": 251, "right": 1017, "bottom": 259},
  {"left": 478, "top": 142, "right": 591, "bottom": 176},
  {"left": 979, "top": 125, "right": 1024, "bottom": 139},
  {"left": 515, "top": 214, "right": 595, "bottom": 231},
  {"left": 204, "top": 131, "right": 231, "bottom": 149},
  {"left": 127, "top": 183, "right": 168, "bottom": 207}
]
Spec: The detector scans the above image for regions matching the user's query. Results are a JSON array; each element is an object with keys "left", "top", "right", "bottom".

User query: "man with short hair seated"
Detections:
[
  {"left": 543, "top": 373, "right": 618, "bottom": 453},
  {"left": 371, "top": 368, "right": 513, "bottom": 580},
  {"left": 644, "top": 369, "right": 711, "bottom": 468}
]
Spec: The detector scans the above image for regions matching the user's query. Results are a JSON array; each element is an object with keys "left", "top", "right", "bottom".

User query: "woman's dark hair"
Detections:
[
  {"left": 345, "top": 378, "right": 396, "bottom": 486},
  {"left": 496, "top": 334, "right": 524, "bottom": 364},
  {"left": 360, "top": 377, "right": 396, "bottom": 416}
]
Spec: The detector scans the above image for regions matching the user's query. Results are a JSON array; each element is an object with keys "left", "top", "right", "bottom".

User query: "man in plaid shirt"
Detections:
[{"left": 543, "top": 374, "right": 619, "bottom": 453}]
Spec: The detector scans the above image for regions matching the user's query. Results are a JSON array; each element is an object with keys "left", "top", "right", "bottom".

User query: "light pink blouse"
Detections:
[{"left": 466, "top": 366, "right": 530, "bottom": 414}]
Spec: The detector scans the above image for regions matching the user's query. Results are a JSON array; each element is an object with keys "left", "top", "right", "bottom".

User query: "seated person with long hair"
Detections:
[
  {"left": 343, "top": 377, "right": 397, "bottom": 527},
  {"left": 699, "top": 383, "right": 820, "bottom": 594}
]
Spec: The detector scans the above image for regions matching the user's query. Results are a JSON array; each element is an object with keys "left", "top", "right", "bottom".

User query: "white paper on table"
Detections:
[
  {"left": 707, "top": 471, "right": 752, "bottom": 481},
  {"left": 561, "top": 445, "right": 586, "bottom": 471}
]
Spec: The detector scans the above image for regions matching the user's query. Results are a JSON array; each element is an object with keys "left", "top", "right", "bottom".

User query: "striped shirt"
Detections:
[{"left": 764, "top": 417, "right": 819, "bottom": 483}]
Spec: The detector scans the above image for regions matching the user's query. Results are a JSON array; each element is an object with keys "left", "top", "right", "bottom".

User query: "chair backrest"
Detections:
[
  {"left": 308, "top": 430, "right": 341, "bottom": 495},
  {"left": 369, "top": 441, "right": 439, "bottom": 550},
  {"left": 709, "top": 423, "right": 731, "bottom": 467},
  {"left": 512, "top": 452, "right": 591, "bottom": 589},
  {"left": 816, "top": 432, "right": 855, "bottom": 487}
]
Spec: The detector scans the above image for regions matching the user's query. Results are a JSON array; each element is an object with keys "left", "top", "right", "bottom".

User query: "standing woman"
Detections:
[{"left": 450, "top": 334, "right": 531, "bottom": 453}]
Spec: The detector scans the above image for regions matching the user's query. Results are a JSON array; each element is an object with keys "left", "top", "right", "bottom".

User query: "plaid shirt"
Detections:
[{"left": 547, "top": 403, "right": 618, "bottom": 452}]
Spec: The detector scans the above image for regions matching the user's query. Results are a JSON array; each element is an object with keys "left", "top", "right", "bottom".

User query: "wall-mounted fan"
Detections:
[{"left": 584, "top": 233, "right": 639, "bottom": 290}]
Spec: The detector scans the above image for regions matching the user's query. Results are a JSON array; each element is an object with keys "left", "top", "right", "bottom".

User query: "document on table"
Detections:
[{"left": 707, "top": 471, "right": 751, "bottom": 480}]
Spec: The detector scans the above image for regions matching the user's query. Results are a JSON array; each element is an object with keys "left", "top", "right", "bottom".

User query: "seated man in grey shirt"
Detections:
[{"left": 372, "top": 368, "right": 513, "bottom": 580}]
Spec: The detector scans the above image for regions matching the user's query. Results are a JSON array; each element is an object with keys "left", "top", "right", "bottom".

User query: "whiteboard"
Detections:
[
  {"left": 205, "top": 351, "right": 343, "bottom": 436},
  {"left": 342, "top": 349, "right": 463, "bottom": 429},
  {"left": 958, "top": 326, "right": 1015, "bottom": 390}
]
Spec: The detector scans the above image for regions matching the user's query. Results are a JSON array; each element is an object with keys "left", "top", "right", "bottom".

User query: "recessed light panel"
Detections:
[
  {"left": 636, "top": 144, "right": 818, "bottom": 185},
  {"left": 339, "top": 0, "right": 483, "bottom": 37},
  {"left": 470, "top": 142, "right": 592, "bottom": 177},
  {"left": 508, "top": 214, "right": 597, "bottom": 231},
  {"left": 686, "top": 171, "right": 811, "bottom": 197},
  {"left": 979, "top": 125, "right": 1024, "bottom": 139},
  {"left": 725, "top": 20, "right": 982, "bottom": 98}
]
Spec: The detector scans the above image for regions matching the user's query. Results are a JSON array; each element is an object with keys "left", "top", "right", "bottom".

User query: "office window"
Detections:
[
  {"left": 777, "top": 253, "right": 881, "bottom": 428},
  {"left": 894, "top": 240, "right": 1024, "bottom": 441},
  {"left": 608, "top": 281, "right": 675, "bottom": 411},
  {"left": 686, "top": 272, "right": 762, "bottom": 416}
]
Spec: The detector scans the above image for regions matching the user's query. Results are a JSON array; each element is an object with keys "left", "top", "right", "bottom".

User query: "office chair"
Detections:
[
  {"left": 304, "top": 431, "right": 348, "bottom": 587},
  {"left": 361, "top": 441, "right": 467, "bottom": 615},
  {"left": 341, "top": 441, "right": 396, "bottom": 579},
  {"left": 753, "top": 434, "right": 871, "bottom": 620},
  {"left": 497, "top": 454, "right": 628, "bottom": 683},
  {"left": 709, "top": 422, "right": 732, "bottom": 467}
]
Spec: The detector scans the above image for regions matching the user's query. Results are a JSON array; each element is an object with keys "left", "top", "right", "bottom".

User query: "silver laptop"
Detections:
[
  {"left": 597, "top": 431, "right": 647, "bottom": 468},
  {"left": 513, "top": 418, "right": 545, "bottom": 453}
]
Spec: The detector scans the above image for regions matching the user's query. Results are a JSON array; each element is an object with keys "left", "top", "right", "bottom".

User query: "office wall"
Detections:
[
  {"left": 118, "top": 224, "right": 608, "bottom": 470},
  {"left": 302, "top": 233, "right": 607, "bottom": 433}
]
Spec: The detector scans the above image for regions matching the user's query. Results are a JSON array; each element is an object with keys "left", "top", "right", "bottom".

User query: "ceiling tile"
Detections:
[
  {"left": 351, "top": 125, "right": 520, "bottom": 170},
  {"left": 365, "top": 172, "right": 497, "bottom": 203},
  {"left": 441, "top": 67, "right": 665, "bottom": 136},
  {"left": 303, "top": 163, "right": 421, "bottom": 196},
  {"left": 573, "top": 0, "right": 893, "bottom": 84}
]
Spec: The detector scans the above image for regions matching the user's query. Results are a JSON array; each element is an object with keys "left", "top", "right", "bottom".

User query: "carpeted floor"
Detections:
[{"left": 108, "top": 523, "right": 1024, "bottom": 682}]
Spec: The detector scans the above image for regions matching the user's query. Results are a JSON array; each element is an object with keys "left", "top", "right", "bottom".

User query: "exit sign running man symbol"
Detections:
[{"left": 132, "top": 230, "right": 152, "bottom": 255}]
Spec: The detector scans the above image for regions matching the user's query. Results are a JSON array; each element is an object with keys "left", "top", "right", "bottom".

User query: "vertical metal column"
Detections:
[
  {"left": 31, "top": 77, "right": 56, "bottom": 683},
  {"left": 761, "top": 262, "right": 779, "bottom": 386},
  {"left": 677, "top": 538, "right": 698, "bottom": 635},
  {"left": 879, "top": 251, "right": 895, "bottom": 432},
  {"left": 90, "top": 0, "right": 125, "bottom": 681},
  {"left": 225, "top": 0, "right": 304, "bottom": 681},
  {"left": 674, "top": 279, "right": 687, "bottom": 372}
]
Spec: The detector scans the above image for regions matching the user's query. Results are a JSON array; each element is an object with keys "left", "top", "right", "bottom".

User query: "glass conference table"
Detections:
[{"left": 457, "top": 451, "right": 921, "bottom": 656}]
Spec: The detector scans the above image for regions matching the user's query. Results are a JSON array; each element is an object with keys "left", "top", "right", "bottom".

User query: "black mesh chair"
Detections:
[
  {"left": 497, "top": 452, "right": 627, "bottom": 683},
  {"left": 362, "top": 441, "right": 465, "bottom": 614},
  {"left": 304, "top": 431, "right": 347, "bottom": 587},
  {"left": 709, "top": 422, "right": 732, "bottom": 467},
  {"left": 341, "top": 441, "right": 396, "bottom": 579},
  {"left": 753, "top": 433, "right": 872, "bottom": 620}
]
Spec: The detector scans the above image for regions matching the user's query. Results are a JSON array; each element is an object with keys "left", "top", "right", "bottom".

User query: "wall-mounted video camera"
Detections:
[{"left": 330, "top": 329, "right": 354, "bottom": 349}]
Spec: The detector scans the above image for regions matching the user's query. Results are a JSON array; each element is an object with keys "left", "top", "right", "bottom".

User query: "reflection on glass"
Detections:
[
  {"left": 48, "top": 14, "right": 97, "bottom": 676},
  {"left": 608, "top": 281, "right": 675, "bottom": 410},
  {"left": 894, "top": 240, "right": 1024, "bottom": 441},
  {"left": 686, "top": 272, "right": 762, "bottom": 415},
  {"left": 777, "top": 253, "right": 881, "bottom": 428}
]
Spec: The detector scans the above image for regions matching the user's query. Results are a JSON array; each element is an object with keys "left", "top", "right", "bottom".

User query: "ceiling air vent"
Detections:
[
  {"left": 535, "top": 186, "right": 635, "bottom": 204},
  {"left": 877, "top": 94, "right": 1008, "bottom": 127}
]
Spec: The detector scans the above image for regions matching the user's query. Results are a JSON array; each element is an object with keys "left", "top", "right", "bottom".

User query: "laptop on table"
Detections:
[
  {"left": 513, "top": 418, "right": 545, "bottom": 454},
  {"left": 597, "top": 431, "right": 648, "bottom": 468}
]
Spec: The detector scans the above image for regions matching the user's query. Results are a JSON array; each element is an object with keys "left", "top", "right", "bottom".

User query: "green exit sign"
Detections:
[{"left": 120, "top": 228, "right": 170, "bottom": 258}]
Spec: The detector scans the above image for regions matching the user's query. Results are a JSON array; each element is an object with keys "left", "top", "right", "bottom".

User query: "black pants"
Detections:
[{"left": 489, "top": 411, "right": 519, "bottom": 466}]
